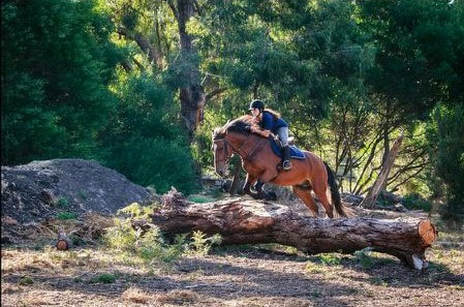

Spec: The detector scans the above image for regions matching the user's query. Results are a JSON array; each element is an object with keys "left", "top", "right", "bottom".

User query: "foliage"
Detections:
[
  {"left": 402, "top": 193, "right": 432, "bottom": 212},
  {"left": 104, "top": 204, "right": 222, "bottom": 263},
  {"left": 117, "top": 202, "right": 155, "bottom": 219},
  {"left": 188, "top": 230, "right": 223, "bottom": 256},
  {"left": 103, "top": 218, "right": 138, "bottom": 251},
  {"left": 427, "top": 104, "right": 464, "bottom": 227},
  {"left": 1, "top": 0, "right": 122, "bottom": 165},
  {"left": 354, "top": 249, "right": 375, "bottom": 269},
  {"left": 2, "top": 0, "right": 463, "bottom": 222},
  {"left": 101, "top": 74, "right": 199, "bottom": 194},
  {"left": 317, "top": 253, "right": 342, "bottom": 266}
]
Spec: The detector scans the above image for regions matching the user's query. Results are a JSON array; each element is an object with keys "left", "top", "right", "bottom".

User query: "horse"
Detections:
[{"left": 212, "top": 115, "right": 348, "bottom": 218}]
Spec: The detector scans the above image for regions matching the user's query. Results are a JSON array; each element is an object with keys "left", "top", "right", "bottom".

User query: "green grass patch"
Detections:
[
  {"left": 305, "top": 261, "right": 325, "bottom": 274},
  {"left": 90, "top": 273, "right": 117, "bottom": 284},
  {"left": 18, "top": 276, "right": 34, "bottom": 286},
  {"left": 317, "top": 253, "right": 342, "bottom": 266},
  {"left": 56, "top": 197, "right": 70, "bottom": 208},
  {"left": 187, "top": 194, "right": 217, "bottom": 203},
  {"left": 354, "top": 250, "right": 375, "bottom": 269},
  {"left": 56, "top": 211, "right": 78, "bottom": 220}
]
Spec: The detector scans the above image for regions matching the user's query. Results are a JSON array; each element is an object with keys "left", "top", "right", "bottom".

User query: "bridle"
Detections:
[
  {"left": 213, "top": 136, "right": 232, "bottom": 167},
  {"left": 213, "top": 132, "right": 266, "bottom": 163}
]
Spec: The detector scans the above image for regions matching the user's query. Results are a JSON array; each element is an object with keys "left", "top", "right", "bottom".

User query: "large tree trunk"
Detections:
[
  {"left": 153, "top": 189, "right": 437, "bottom": 270},
  {"left": 169, "top": 0, "right": 206, "bottom": 139}
]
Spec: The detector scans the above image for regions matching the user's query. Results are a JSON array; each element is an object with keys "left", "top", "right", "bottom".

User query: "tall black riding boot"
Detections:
[{"left": 282, "top": 146, "right": 292, "bottom": 170}]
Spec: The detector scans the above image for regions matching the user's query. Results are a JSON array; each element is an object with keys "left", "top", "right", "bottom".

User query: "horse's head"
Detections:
[
  {"left": 211, "top": 116, "right": 254, "bottom": 177},
  {"left": 212, "top": 126, "right": 233, "bottom": 177}
]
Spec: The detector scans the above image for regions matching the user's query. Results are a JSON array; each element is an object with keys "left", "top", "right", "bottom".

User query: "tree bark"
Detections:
[
  {"left": 229, "top": 157, "right": 243, "bottom": 195},
  {"left": 153, "top": 189, "right": 437, "bottom": 270},
  {"left": 360, "top": 133, "right": 404, "bottom": 209},
  {"left": 169, "top": 0, "right": 206, "bottom": 139}
]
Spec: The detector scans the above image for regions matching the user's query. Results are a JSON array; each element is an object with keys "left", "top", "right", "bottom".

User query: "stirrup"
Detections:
[{"left": 282, "top": 160, "right": 292, "bottom": 170}]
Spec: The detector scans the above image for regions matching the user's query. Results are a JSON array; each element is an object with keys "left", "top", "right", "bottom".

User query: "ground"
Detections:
[{"left": 2, "top": 199, "right": 463, "bottom": 306}]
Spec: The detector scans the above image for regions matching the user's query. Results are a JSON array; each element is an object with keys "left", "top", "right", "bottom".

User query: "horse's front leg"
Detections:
[
  {"left": 253, "top": 169, "right": 279, "bottom": 201},
  {"left": 253, "top": 180, "right": 277, "bottom": 201},
  {"left": 242, "top": 173, "right": 257, "bottom": 196}
]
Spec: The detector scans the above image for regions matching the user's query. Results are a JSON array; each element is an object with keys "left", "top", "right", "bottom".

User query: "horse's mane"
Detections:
[{"left": 214, "top": 115, "right": 253, "bottom": 139}]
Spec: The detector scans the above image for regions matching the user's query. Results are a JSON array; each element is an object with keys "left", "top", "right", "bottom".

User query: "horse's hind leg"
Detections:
[
  {"left": 292, "top": 185, "right": 319, "bottom": 217},
  {"left": 312, "top": 183, "right": 334, "bottom": 218}
]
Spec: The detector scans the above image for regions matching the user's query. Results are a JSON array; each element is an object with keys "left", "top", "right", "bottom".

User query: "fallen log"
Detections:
[{"left": 152, "top": 189, "right": 437, "bottom": 270}]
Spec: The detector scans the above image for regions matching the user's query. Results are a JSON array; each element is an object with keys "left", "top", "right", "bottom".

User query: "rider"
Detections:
[{"left": 249, "top": 99, "right": 292, "bottom": 170}]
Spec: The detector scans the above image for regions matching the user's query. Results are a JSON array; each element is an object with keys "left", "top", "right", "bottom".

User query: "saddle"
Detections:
[{"left": 269, "top": 137, "right": 306, "bottom": 160}]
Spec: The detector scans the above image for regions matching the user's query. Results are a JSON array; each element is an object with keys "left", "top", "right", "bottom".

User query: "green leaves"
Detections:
[{"left": 1, "top": 0, "right": 122, "bottom": 165}]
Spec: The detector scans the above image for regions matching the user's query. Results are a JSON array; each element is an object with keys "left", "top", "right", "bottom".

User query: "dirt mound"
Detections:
[{"left": 1, "top": 159, "right": 154, "bottom": 227}]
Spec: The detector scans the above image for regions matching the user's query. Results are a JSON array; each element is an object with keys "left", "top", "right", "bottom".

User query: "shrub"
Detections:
[
  {"left": 402, "top": 193, "right": 432, "bottom": 212},
  {"left": 103, "top": 218, "right": 137, "bottom": 251},
  {"left": 101, "top": 74, "right": 199, "bottom": 195},
  {"left": 317, "top": 253, "right": 342, "bottom": 266},
  {"left": 189, "top": 230, "right": 222, "bottom": 256},
  {"left": 104, "top": 203, "right": 222, "bottom": 263}
]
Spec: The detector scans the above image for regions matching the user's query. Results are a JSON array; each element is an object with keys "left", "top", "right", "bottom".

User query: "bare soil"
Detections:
[{"left": 2, "top": 206, "right": 463, "bottom": 307}]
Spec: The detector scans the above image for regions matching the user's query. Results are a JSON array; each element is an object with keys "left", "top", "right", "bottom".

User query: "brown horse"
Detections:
[{"left": 212, "top": 115, "right": 348, "bottom": 218}]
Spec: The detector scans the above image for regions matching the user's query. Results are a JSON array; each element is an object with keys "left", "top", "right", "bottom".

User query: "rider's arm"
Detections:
[
  {"left": 251, "top": 126, "right": 272, "bottom": 138},
  {"left": 251, "top": 112, "right": 274, "bottom": 138}
]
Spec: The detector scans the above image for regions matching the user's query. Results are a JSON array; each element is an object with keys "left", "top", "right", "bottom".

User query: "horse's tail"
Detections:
[{"left": 323, "top": 161, "right": 348, "bottom": 217}]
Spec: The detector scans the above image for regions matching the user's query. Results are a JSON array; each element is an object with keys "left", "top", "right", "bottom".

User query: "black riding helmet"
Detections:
[{"left": 249, "top": 99, "right": 265, "bottom": 112}]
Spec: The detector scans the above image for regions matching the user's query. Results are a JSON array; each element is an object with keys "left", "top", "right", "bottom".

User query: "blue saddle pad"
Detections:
[{"left": 270, "top": 139, "right": 306, "bottom": 160}]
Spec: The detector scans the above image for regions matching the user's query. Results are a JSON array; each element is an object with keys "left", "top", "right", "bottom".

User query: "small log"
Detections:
[
  {"left": 56, "top": 233, "right": 71, "bottom": 251},
  {"left": 153, "top": 189, "right": 437, "bottom": 270}
]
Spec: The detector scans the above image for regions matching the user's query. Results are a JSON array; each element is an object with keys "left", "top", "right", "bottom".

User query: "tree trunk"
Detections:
[
  {"left": 360, "top": 133, "right": 404, "bottom": 209},
  {"left": 153, "top": 189, "right": 437, "bottom": 270},
  {"left": 170, "top": 0, "right": 205, "bottom": 139},
  {"left": 229, "top": 157, "right": 242, "bottom": 195}
]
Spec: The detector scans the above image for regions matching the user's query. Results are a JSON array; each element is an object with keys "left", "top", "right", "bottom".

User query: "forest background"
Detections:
[{"left": 2, "top": 0, "right": 463, "bottom": 226}]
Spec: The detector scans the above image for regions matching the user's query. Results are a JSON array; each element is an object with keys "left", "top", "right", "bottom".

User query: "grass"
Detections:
[
  {"left": 122, "top": 287, "right": 152, "bottom": 304},
  {"left": 90, "top": 273, "right": 117, "bottom": 284},
  {"left": 56, "top": 211, "right": 78, "bottom": 220},
  {"left": 18, "top": 276, "right": 33, "bottom": 286},
  {"left": 2, "top": 237, "right": 463, "bottom": 306},
  {"left": 187, "top": 194, "right": 217, "bottom": 203},
  {"left": 56, "top": 197, "right": 70, "bottom": 208},
  {"left": 317, "top": 253, "right": 343, "bottom": 266},
  {"left": 354, "top": 249, "right": 375, "bottom": 269},
  {"left": 2, "top": 202, "right": 463, "bottom": 306},
  {"left": 104, "top": 203, "right": 223, "bottom": 264}
]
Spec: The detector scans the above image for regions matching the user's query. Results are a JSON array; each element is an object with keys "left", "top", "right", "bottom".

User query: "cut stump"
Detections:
[{"left": 152, "top": 189, "right": 437, "bottom": 270}]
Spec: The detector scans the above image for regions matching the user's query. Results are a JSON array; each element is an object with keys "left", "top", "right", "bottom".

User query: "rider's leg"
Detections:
[{"left": 277, "top": 127, "right": 292, "bottom": 170}]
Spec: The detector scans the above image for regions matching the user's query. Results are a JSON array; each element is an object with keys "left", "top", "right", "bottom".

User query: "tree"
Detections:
[
  {"left": 427, "top": 104, "right": 464, "bottom": 227},
  {"left": 1, "top": 0, "right": 122, "bottom": 165},
  {"left": 100, "top": 73, "right": 199, "bottom": 194}
]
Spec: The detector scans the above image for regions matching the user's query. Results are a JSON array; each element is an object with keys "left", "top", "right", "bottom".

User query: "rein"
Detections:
[{"left": 218, "top": 134, "right": 266, "bottom": 161}]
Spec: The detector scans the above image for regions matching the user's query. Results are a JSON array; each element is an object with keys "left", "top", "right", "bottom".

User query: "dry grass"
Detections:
[
  {"left": 122, "top": 287, "right": 153, "bottom": 304},
  {"left": 155, "top": 289, "right": 200, "bottom": 305},
  {"left": 2, "top": 209, "right": 463, "bottom": 307}
]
